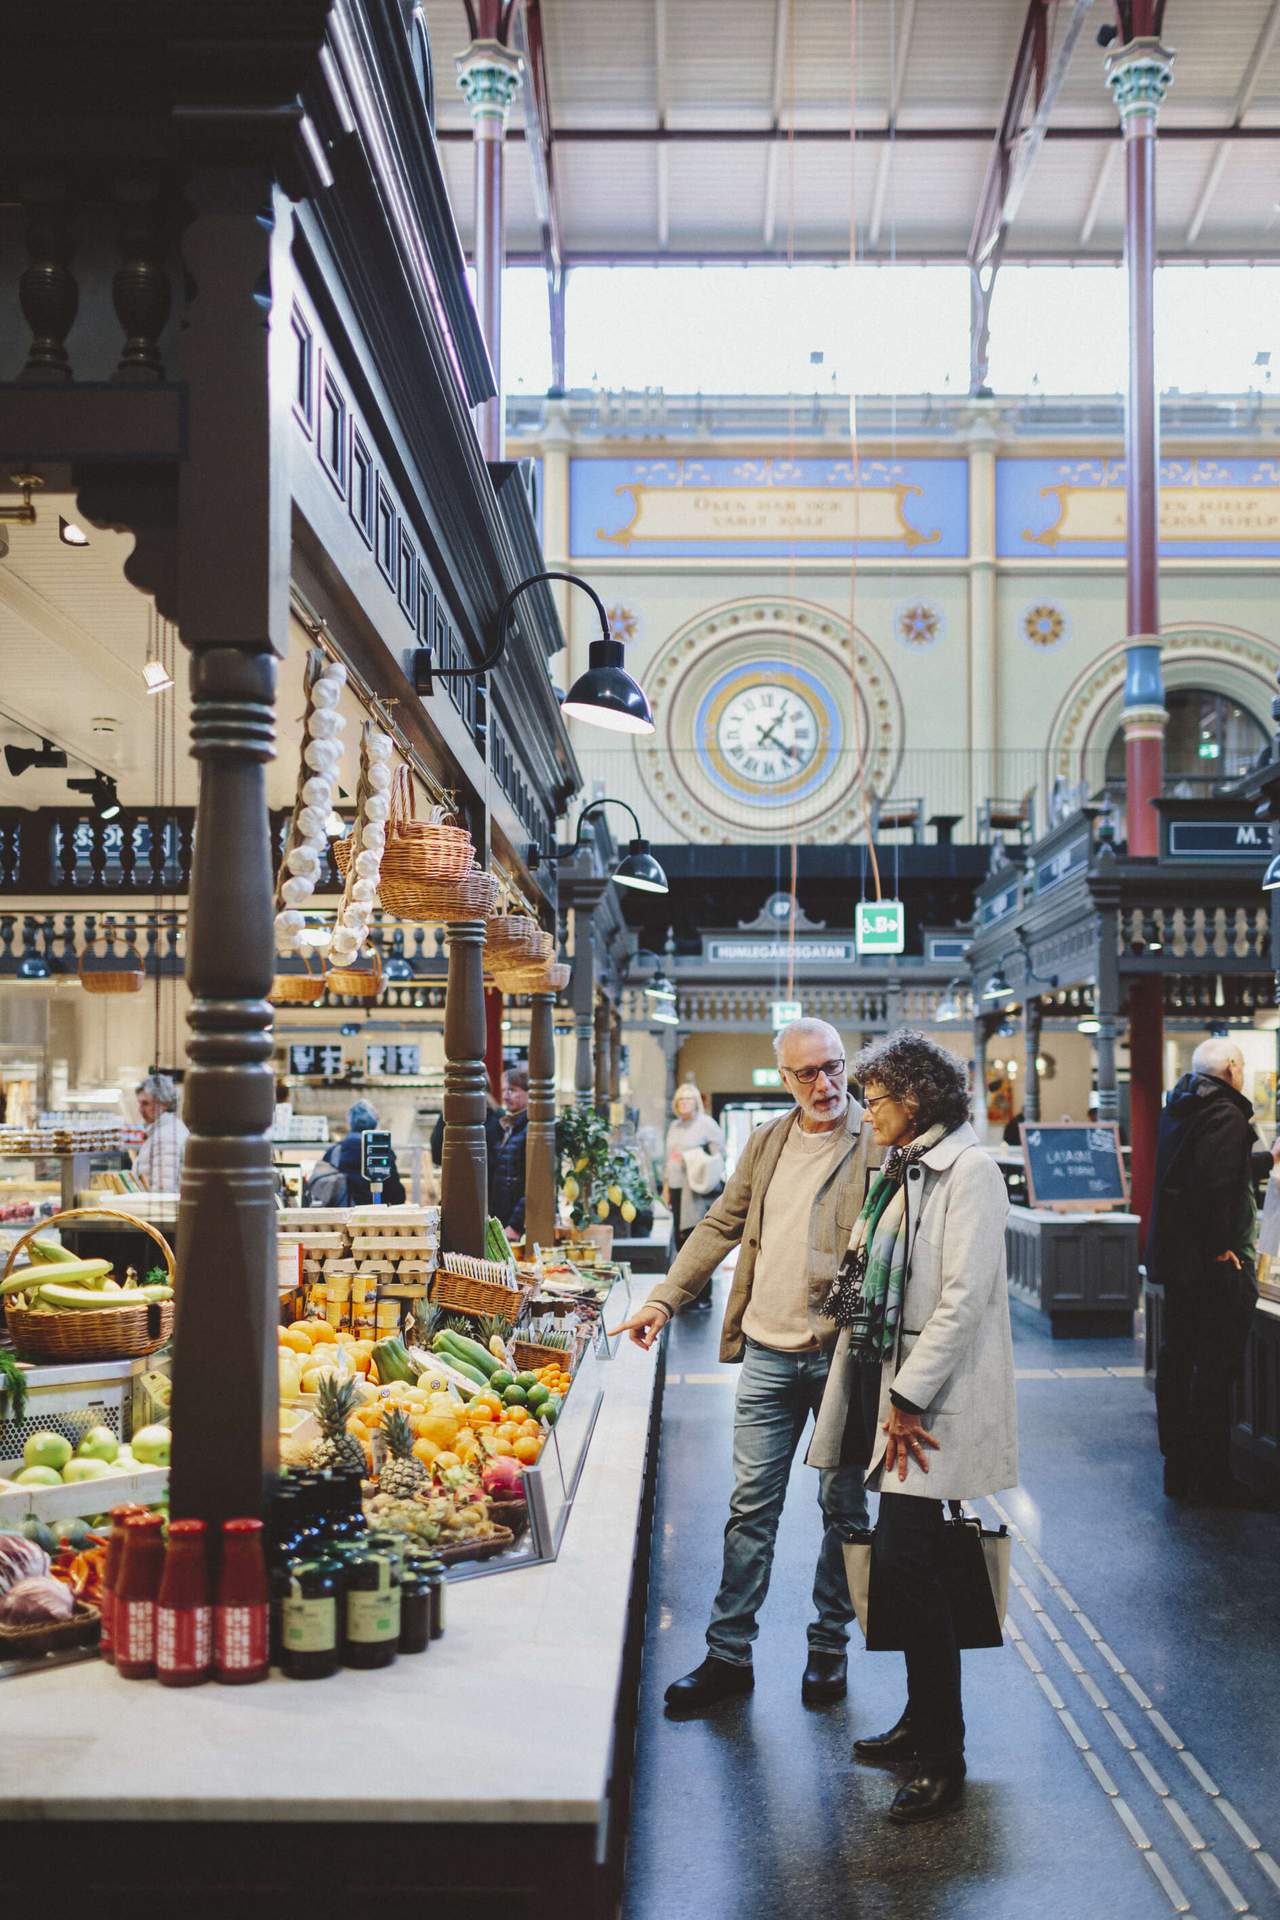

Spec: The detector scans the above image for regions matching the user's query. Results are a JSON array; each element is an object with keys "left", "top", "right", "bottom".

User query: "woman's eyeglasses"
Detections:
[
  {"left": 783, "top": 1058, "right": 846, "bottom": 1087},
  {"left": 862, "top": 1092, "right": 896, "bottom": 1113}
]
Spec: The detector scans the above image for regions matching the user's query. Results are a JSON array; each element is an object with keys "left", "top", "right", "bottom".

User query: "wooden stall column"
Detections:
[
  {"left": 442, "top": 918, "right": 489, "bottom": 1257},
  {"left": 571, "top": 900, "right": 597, "bottom": 1110},
  {"left": 1093, "top": 885, "right": 1123, "bottom": 1134},
  {"left": 1023, "top": 997, "right": 1042, "bottom": 1126},
  {"left": 971, "top": 1018, "right": 990, "bottom": 1140},
  {"left": 169, "top": 648, "right": 279, "bottom": 1527},
  {"left": 594, "top": 994, "right": 611, "bottom": 1121},
  {"left": 525, "top": 989, "right": 557, "bottom": 1249},
  {"left": 610, "top": 1006, "right": 623, "bottom": 1108}
]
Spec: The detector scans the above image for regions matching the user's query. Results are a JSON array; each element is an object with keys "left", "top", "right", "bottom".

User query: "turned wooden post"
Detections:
[
  {"left": 610, "top": 1007, "right": 623, "bottom": 1106},
  {"left": 525, "top": 990, "right": 557, "bottom": 1248},
  {"left": 442, "top": 918, "right": 489, "bottom": 1255},
  {"left": 594, "top": 994, "right": 611, "bottom": 1120},
  {"left": 572, "top": 902, "right": 596, "bottom": 1109},
  {"left": 169, "top": 647, "right": 280, "bottom": 1526}
]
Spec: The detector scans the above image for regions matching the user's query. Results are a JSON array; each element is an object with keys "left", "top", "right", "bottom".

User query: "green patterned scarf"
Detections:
[{"left": 821, "top": 1123, "right": 948, "bottom": 1361}]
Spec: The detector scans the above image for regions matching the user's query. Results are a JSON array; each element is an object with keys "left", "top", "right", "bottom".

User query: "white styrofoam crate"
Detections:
[{"left": 0, "top": 1462, "right": 168, "bottom": 1525}]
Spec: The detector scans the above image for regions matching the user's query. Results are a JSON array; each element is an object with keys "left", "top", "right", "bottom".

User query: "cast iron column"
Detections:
[
  {"left": 1023, "top": 996, "right": 1042, "bottom": 1125},
  {"left": 610, "top": 1006, "right": 623, "bottom": 1107},
  {"left": 1107, "top": 23, "right": 1174, "bottom": 1236},
  {"left": 571, "top": 899, "right": 598, "bottom": 1109},
  {"left": 442, "top": 919, "right": 489, "bottom": 1256},
  {"left": 525, "top": 989, "right": 557, "bottom": 1248},
  {"left": 456, "top": 26, "right": 523, "bottom": 460},
  {"left": 972, "top": 1017, "right": 990, "bottom": 1139}
]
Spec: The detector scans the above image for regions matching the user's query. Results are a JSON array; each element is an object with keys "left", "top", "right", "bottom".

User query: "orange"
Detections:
[
  {"left": 466, "top": 1402, "right": 495, "bottom": 1426},
  {"left": 419, "top": 1412, "right": 460, "bottom": 1449},
  {"left": 412, "top": 1437, "right": 440, "bottom": 1464},
  {"left": 496, "top": 1421, "right": 521, "bottom": 1444},
  {"left": 478, "top": 1391, "right": 503, "bottom": 1413},
  {"left": 308, "top": 1321, "right": 338, "bottom": 1346},
  {"left": 280, "top": 1325, "right": 313, "bottom": 1354},
  {"left": 489, "top": 1436, "right": 514, "bottom": 1457},
  {"left": 513, "top": 1436, "right": 541, "bottom": 1464}
]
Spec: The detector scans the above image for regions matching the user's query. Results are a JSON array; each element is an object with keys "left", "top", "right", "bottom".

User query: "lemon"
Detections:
[
  {"left": 596, "top": 1198, "right": 610, "bottom": 1220},
  {"left": 620, "top": 1200, "right": 637, "bottom": 1223},
  {"left": 575, "top": 1156, "right": 589, "bottom": 1172},
  {"left": 607, "top": 1184, "right": 623, "bottom": 1206},
  {"left": 562, "top": 1176, "right": 579, "bottom": 1201}
]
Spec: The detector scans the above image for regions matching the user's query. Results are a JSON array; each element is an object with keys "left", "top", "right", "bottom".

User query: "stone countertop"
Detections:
[{"left": 0, "top": 1297, "right": 666, "bottom": 1829}]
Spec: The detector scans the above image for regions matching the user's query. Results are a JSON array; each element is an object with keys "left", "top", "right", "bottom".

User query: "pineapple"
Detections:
[
  {"left": 378, "top": 1408, "right": 429, "bottom": 1499},
  {"left": 310, "top": 1373, "right": 367, "bottom": 1475},
  {"left": 475, "top": 1312, "right": 513, "bottom": 1362}
]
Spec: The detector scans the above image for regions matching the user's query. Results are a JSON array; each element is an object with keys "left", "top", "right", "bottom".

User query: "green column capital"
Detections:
[
  {"left": 1105, "top": 37, "right": 1175, "bottom": 126},
  {"left": 455, "top": 38, "right": 524, "bottom": 129}
]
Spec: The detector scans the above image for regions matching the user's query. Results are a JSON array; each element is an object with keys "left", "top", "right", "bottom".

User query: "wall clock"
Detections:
[
  {"left": 632, "top": 598, "right": 905, "bottom": 845},
  {"left": 696, "top": 659, "right": 843, "bottom": 808}
]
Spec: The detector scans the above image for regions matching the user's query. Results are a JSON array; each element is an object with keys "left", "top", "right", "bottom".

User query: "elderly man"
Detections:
[
  {"left": 612, "top": 1018, "right": 874, "bottom": 1711},
  {"left": 134, "top": 1073, "right": 188, "bottom": 1192},
  {"left": 1149, "top": 1037, "right": 1262, "bottom": 1506}
]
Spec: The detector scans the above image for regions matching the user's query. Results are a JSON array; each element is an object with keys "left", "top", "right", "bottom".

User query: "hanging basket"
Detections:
[
  {"left": 78, "top": 936, "right": 145, "bottom": 996},
  {"left": 270, "top": 947, "right": 327, "bottom": 1006},
  {"left": 333, "top": 834, "right": 354, "bottom": 880},
  {"left": 406, "top": 864, "right": 502, "bottom": 923},
  {"left": 485, "top": 912, "right": 537, "bottom": 960},
  {"left": 325, "top": 943, "right": 382, "bottom": 1002},
  {"left": 378, "top": 769, "right": 473, "bottom": 918},
  {"left": 3, "top": 1207, "right": 176, "bottom": 1363}
]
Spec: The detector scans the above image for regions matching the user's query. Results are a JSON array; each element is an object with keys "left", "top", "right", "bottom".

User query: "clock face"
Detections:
[
  {"left": 695, "top": 658, "right": 843, "bottom": 809},
  {"left": 715, "top": 684, "right": 820, "bottom": 786}
]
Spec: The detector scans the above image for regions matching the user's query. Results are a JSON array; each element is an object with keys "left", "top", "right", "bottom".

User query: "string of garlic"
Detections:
[
  {"left": 275, "top": 654, "right": 348, "bottom": 956},
  {"left": 328, "top": 721, "right": 394, "bottom": 965}
]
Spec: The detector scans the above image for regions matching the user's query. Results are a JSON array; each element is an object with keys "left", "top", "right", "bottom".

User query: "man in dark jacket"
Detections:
[
  {"left": 320, "top": 1100, "right": 406, "bottom": 1207},
  {"left": 1147, "top": 1039, "right": 1259, "bottom": 1505},
  {"left": 489, "top": 1067, "right": 529, "bottom": 1239}
]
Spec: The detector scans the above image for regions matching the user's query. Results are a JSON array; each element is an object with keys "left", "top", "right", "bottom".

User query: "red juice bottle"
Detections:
[
  {"left": 115, "top": 1514, "right": 166, "bottom": 1680},
  {"left": 100, "top": 1503, "right": 146, "bottom": 1666},
  {"left": 156, "top": 1518, "right": 212, "bottom": 1687},
  {"left": 214, "top": 1518, "right": 269, "bottom": 1685}
]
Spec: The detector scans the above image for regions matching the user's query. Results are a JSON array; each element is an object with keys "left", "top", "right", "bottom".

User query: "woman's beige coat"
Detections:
[{"left": 808, "top": 1124, "right": 1018, "bottom": 1502}]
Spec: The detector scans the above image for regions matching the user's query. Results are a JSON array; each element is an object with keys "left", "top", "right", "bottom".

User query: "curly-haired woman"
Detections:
[{"left": 808, "top": 1029, "right": 1017, "bottom": 1825}]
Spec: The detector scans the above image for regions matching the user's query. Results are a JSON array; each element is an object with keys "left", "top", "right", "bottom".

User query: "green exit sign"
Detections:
[
  {"left": 752, "top": 1067, "right": 783, "bottom": 1088},
  {"left": 856, "top": 900, "right": 905, "bottom": 955}
]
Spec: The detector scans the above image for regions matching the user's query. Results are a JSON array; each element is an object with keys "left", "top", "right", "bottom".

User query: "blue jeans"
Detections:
[{"left": 706, "top": 1338, "right": 870, "bottom": 1667}]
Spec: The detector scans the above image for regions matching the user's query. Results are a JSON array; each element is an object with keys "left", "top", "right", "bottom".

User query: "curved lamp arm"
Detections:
[
  {"left": 573, "top": 796, "right": 642, "bottom": 847},
  {"left": 427, "top": 570, "right": 608, "bottom": 684}
]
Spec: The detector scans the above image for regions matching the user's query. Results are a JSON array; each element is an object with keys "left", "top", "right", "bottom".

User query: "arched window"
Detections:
[{"left": 1105, "top": 687, "right": 1266, "bottom": 794}]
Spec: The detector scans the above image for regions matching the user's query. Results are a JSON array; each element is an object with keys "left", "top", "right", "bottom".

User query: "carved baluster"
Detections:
[
  {"left": 525, "top": 990, "right": 557, "bottom": 1248},
  {"left": 441, "top": 918, "right": 488, "bottom": 1256},
  {"left": 18, "top": 184, "right": 78, "bottom": 383},
  {"left": 572, "top": 903, "right": 596, "bottom": 1109},
  {"left": 168, "top": 647, "right": 279, "bottom": 1528},
  {"left": 594, "top": 996, "right": 611, "bottom": 1120},
  {"left": 113, "top": 178, "right": 172, "bottom": 382}
]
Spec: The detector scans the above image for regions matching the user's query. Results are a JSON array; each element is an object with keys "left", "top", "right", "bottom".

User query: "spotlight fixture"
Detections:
[
  {"left": 383, "top": 954, "right": 413, "bottom": 981},
  {"left": 1263, "top": 851, "right": 1280, "bottom": 891},
  {"left": 1077, "top": 1017, "right": 1100, "bottom": 1035},
  {"left": 67, "top": 772, "right": 121, "bottom": 821},
  {"left": 644, "top": 974, "right": 677, "bottom": 1001},
  {"left": 339, "top": 1023, "right": 359, "bottom": 1037},
  {"left": 572, "top": 797, "right": 668, "bottom": 894},
  {"left": 409, "top": 571, "right": 653, "bottom": 736},
  {"left": 4, "top": 736, "right": 67, "bottom": 779},
  {"left": 58, "top": 517, "right": 89, "bottom": 547},
  {"left": 935, "top": 979, "right": 962, "bottom": 1023},
  {"left": 651, "top": 1000, "right": 679, "bottom": 1026},
  {"left": 16, "top": 952, "right": 50, "bottom": 980},
  {"left": 982, "top": 965, "right": 1013, "bottom": 1001},
  {"left": 141, "top": 658, "right": 174, "bottom": 695}
]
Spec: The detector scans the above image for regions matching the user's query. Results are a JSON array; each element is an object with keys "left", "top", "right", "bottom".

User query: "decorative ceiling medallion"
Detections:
[
  {"left": 1022, "top": 601, "right": 1068, "bottom": 650},
  {"left": 895, "top": 600, "right": 945, "bottom": 650},
  {"left": 607, "top": 603, "right": 638, "bottom": 644},
  {"left": 635, "top": 597, "right": 905, "bottom": 845}
]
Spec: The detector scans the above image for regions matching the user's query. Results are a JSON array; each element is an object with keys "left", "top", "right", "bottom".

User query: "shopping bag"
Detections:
[{"left": 843, "top": 1505, "right": 1010, "bottom": 1652}]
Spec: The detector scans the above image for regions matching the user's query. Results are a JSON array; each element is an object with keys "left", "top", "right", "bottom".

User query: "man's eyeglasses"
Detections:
[{"left": 782, "top": 1058, "right": 846, "bottom": 1087}]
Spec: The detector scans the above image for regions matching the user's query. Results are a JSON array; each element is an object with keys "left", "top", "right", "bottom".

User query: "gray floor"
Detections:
[{"left": 622, "top": 1288, "right": 1280, "bottom": 1920}]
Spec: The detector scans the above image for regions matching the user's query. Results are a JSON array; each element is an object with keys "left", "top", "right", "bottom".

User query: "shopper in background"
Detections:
[
  {"left": 611, "top": 1019, "right": 873, "bottom": 1713},
  {"left": 1149, "top": 1037, "right": 1263, "bottom": 1507},
  {"left": 490, "top": 1066, "right": 530, "bottom": 1241},
  {"left": 663, "top": 1083, "right": 726, "bottom": 1306},
  {"left": 319, "top": 1100, "right": 405, "bottom": 1207},
  {"left": 133, "top": 1074, "right": 189, "bottom": 1192},
  {"left": 811, "top": 1030, "right": 1015, "bottom": 1826}
]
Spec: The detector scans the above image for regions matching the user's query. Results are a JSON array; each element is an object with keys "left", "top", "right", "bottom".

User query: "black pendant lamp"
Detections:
[{"left": 573, "top": 798, "right": 668, "bottom": 895}]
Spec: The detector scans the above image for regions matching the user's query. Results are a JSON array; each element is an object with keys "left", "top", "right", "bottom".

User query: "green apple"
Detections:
[
  {"left": 24, "top": 1430, "right": 72, "bottom": 1473},
  {"left": 76, "top": 1426, "right": 119, "bottom": 1463},
  {"left": 14, "top": 1465, "right": 63, "bottom": 1487},
  {"left": 130, "top": 1424, "right": 171, "bottom": 1467},
  {"left": 61, "top": 1456, "right": 117, "bottom": 1483}
]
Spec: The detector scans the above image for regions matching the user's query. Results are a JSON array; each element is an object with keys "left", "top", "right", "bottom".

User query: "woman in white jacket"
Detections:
[{"left": 810, "top": 1030, "right": 1016, "bottom": 1826}]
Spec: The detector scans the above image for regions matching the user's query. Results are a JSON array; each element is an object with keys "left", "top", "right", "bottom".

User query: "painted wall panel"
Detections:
[{"left": 997, "top": 456, "right": 1280, "bottom": 559}]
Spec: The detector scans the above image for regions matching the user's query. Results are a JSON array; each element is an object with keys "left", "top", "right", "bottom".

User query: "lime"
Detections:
[
  {"left": 515, "top": 1371, "right": 539, "bottom": 1391},
  {"left": 503, "top": 1384, "right": 529, "bottom": 1408},
  {"left": 526, "top": 1383, "right": 550, "bottom": 1409},
  {"left": 539, "top": 1402, "right": 559, "bottom": 1428},
  {"left": 489, "top": 1370, "right": 515, "bottom": 1394}
]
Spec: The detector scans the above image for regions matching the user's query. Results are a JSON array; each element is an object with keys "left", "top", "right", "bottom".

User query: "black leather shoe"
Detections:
[
  {"left": 853, "top": 1713, "right": 917, "bottom": 1766},
  {"left": 664, "top": 1656, "right": 754, "bottom": 1713},
  {"left": 801, "top": 1651, "right": 847, "bottom": 1704},
  {"left": 887, "top": 1762, "right": 966, "bottom": 1825}
]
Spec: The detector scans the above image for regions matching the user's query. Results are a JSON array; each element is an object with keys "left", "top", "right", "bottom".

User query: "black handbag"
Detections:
[{"left": 843, "top": 1503, "right": 1010, "bottom": 1652}]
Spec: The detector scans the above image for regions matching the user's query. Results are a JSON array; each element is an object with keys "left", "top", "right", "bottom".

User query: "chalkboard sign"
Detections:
[{"left": 1019, "top": 1122, "right": 1128, "bottom": 1213}]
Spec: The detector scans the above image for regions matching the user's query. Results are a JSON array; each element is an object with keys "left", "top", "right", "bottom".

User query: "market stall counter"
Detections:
[{"left": 0, "top": 1286, "right": 668, "bottom": 1918}]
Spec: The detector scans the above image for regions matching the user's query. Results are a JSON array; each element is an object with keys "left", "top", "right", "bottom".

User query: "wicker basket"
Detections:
[
  {"left": 485, "top": 911, "right": 536, "bottom": 959},
  {"left": 379, "top": 770, "right": 473, "bottom": 918},
  {"left": 514, "top": 1339, "right": 573, "bottom": 1375},
  {"left": 2, "top": 1207, "right": 176, "bottom": 1363},
  {"left": 270, "top": 948, "right": 327, "bottom": 1006},
  {"left": 325, "top": 944, "right": 381, "bottom": 1001},
  {"left": 79, "top": 938, "right": 144, "bottom": 996},
  {"left": 429, "top": 1268, "right": 527, "bottom": 1323},
  {"left": 333, "top": 833, "right": 354, "bottom": 879},
  {"left": 406, "top": 864, "right": 502, "bottom": 923},
  {"left": 0, "top": 1597, "right": 101, "bottom": 1660},
  {"left": 493, "top": 960, "right": 571, "bottom": 995}
]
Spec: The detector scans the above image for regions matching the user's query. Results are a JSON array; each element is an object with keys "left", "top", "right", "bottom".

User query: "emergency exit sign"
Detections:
[
  {"left": 856, "top": 900, "right": 906, "bottom": 955},
  {"left": 771, "top": 999, "right": 803, "bottom": 1029}
]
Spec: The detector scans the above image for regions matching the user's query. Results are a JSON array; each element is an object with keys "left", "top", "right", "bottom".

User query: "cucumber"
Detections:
[{"left": 438, "top": 1329, "right": 502, "bottom": 1378}]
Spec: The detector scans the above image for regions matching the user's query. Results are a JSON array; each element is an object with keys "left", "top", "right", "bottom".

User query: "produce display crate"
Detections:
[
  {"left": 0, "top": 1462, "right": 168, "bottom": 1526},
  {"left": 0, "top": 1356, "right": 158, "bottom": 1468}
]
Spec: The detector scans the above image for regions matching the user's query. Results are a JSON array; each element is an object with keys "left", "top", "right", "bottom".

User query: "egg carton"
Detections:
[{"left": 346, "top": 1206, "right": 439, "bottom": 1231}]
